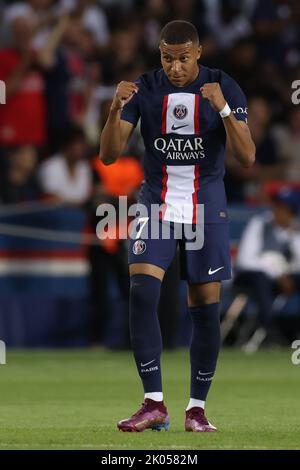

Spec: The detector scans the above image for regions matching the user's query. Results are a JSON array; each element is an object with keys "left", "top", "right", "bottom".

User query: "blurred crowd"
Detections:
[
  {"left": 1, "top": 0, "right": 300, "bottom": 349},
  {"left": 0, "top": 0, "right": 300, "bottom": 205}
]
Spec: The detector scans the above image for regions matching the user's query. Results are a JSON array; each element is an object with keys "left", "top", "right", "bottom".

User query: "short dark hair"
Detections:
[{"left": 159, "top": 20, "right": 199, "bottom": 45}]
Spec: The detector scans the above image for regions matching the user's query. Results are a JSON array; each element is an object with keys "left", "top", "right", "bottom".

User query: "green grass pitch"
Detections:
[{"left": 0, "top": 348, "right": 299, "bottom": 450}]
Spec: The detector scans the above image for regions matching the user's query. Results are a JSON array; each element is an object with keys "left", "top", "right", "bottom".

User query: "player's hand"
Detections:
[
  {"left": 111, "top": 81, "right": 139, "bottom": 111},
  {"left": 200, "top": 83, "right": 226, "bottom": 112}
]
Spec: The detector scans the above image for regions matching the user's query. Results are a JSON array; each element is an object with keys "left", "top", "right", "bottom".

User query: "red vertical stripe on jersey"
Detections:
[
  {"left": 193, "top": 96, "right": 200, "bottom": 222},
  {"left": 161, "top": 164, "right": 168, "bottom": 202},
  {"left": 192, "top": 165, "right": 200, "bottom": 224},
  {"left": 161, "top": 95, "right": 168, "bottom": 134},
  {"left": 160, "top": 164, "right": 168, "bottom": 220},
  {"left": 194, "top": 94, "right": 200, "bottom": 134},
  {"left": 161, "top": 97, "right": 168, "bottom": 219}
]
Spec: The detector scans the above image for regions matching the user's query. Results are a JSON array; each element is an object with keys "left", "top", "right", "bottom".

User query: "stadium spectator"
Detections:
[
  {"left": 77, "top": 61, "right": 115, "bottom": 145},
  {"left": 0, "top": 7, "right": 71, "bottom": 160},
  {"left": 43, "top": 14, "right": 103, "bottom": 151},
  {"left": 101, "top": 24, "right": 144, "bottom": 84},
  {"left": 0, "top": 146, "right": 41, "bottom": 203},
  {"left": 272, "top": 106, "right": 300, "bottom": 182},
  {"left": 247, "top": 96, "right": 283, "bottom": 175},
  {"left": 66, "top": 0, "right": 110, "bottom": 47},
  {"left": 252, "top": 0, "right": 291, "bottom": 66},
  {"left": 38, "top": 125, "right": 92, "bottom": 204},
  {"left": 2, "top": 0, "right": 58, "bottom": 50},
  {"left": 205, "top": 0, "right": 254, "bottom": 50},
  {"left": 223, "top": 37, "right": 258, "bottom": 95},
  {"left": 235, "top": 186, "right": 300, "bottom": 351},
  {"left": 0, "top": 14, "right": 47, "bottom": 150}
]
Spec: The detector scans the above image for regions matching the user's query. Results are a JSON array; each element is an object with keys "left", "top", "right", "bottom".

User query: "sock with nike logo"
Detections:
[
  {"left": 189, "top": 303, "right": 220, "bottom": 400},
  {"left": 130, "top": 274, "right": 163, "bottom": 394}
]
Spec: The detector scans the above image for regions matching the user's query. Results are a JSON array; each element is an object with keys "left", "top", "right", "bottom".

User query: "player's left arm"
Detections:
[{"left": 201, "top": 82, "right": 256, "bottom": 168}]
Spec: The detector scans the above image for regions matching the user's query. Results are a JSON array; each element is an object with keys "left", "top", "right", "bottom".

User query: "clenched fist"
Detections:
[
  {"left": 111, "top": 81, "right": 139, "bottom": 110},
  {"left": 200, "top": 83, "right": 226, "bottom": 112}
]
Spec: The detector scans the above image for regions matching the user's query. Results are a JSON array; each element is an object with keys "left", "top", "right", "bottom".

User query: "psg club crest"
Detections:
[
  {"left": 173, "top": 104, "right": 188, "bottom": 120},
  {"left": 133, "top": 240, "right": 147, "bottom": 255}
]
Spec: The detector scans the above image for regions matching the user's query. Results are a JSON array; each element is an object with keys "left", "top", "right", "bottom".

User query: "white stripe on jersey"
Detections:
[
  {"left": 161, "top": 93, "right": 199, "bottom": 224},
  {"left": 163, "top": 165, "right": 196, "bottom": 223},
  {"left": 165, "top": 93, "right": 197, "bottom": 134}
]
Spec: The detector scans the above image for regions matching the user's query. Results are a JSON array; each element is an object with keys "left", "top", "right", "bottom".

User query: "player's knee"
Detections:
[
  {"left": 130, "top": 273, "right": 162, "bottom": 306},
  {"left": 129, "top": 263, "right": 165, "bottom": 281},
  {"left": 188, "top": 282, "right": 221, "bottom": 307},
  {"left": 189, "top": 296, "right": 219, "bottom": 307},
  {"left": 188, "top": 288, "right": 220, "bottom": 306}
]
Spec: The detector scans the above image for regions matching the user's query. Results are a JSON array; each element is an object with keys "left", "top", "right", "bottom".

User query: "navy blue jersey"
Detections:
[{"left": 121, "top": 66, "right": 248, "bottom": 224}]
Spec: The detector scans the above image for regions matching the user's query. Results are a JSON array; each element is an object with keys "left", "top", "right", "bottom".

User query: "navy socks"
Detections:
[
  {"left": 129, "top": 274, "right": 163, "bottom": 393},
  {"left": 130, "top": 276, "right": 221, "bottom": 402},
  {"left": 189, "top": 303, "right": 221, "bottom": 401}
]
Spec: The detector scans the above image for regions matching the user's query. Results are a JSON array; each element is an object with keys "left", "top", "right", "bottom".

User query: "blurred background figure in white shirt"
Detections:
[
  {"left": 39, "top": 124, "right": 92, "bottom": 205},
  {"left": 235, "top": 186, "right": 300, "bottom": 351}
]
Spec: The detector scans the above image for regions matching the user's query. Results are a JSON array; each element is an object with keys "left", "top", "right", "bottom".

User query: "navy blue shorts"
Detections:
[{"left": 128, "top": 217, "right": 231, "bottom": 283}]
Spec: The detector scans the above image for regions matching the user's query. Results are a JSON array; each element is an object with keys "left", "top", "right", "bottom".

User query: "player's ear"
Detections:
[{"left": 197, "top": 45, "right": 202, "bottom": 60}]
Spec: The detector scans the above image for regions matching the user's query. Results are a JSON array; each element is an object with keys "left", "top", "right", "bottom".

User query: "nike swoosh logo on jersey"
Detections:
[
  {"left": 141, "top": 359, "right": 155, "bottom": 367},
  {"left": 208, "top": 266, "right": 224, "bottom": 275},
  {"left": 171, "top": 124, "right": 188, "bottom": 131}
]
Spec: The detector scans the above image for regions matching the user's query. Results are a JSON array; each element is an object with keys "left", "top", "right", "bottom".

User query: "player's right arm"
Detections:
[{"left": 100, "top": 81, "right": 138, "bottom": 165}]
